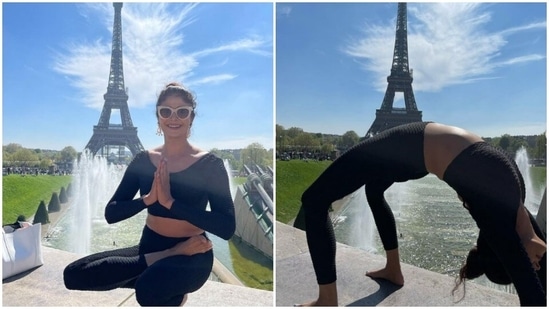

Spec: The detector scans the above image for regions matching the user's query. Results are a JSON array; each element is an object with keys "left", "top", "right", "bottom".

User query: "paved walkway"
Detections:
[{"left": 276, "top": 222, "right": 519, "bottom": 306}]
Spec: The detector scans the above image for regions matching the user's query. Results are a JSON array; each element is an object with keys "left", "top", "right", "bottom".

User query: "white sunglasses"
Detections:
[{"left": 157, "top": 106, "right": 193, "bottom": 120}]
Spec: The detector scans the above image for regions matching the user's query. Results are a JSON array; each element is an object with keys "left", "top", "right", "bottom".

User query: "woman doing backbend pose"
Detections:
[
  {"left": 64, "top": 83, "right": 235, "bottom": 306},
  {"left": 294, "top": 121, "right": 546, "bottom": 306}
]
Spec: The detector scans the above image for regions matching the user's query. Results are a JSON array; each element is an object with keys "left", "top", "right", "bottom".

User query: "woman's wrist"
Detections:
[
  {"left": 142, "top": 195, "right": 153, "bottom": 206},
  {"left": 162, "top": 198, "right": 175, "bottom": 209}
]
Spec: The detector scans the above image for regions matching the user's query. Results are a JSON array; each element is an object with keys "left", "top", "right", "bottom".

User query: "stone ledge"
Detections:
[
  {"left": 275, "top": 221, "right": 519, "bottom": 306},
  {"left": 2, "top": 246, "right": 273, "bottom": 307}
]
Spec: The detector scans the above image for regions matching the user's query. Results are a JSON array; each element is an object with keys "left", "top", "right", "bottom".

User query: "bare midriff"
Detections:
[
  {"left": 146, "top": 214, "right": 204, "bottom": 238},
  {"left": 424, "top": 123, "right": 546, "bottom": 267},
  {"left": 423, "top": 122, "right": 484, "bottom": 180}
]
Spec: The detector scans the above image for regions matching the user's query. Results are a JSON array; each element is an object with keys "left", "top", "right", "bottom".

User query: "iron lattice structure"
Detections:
[
  {"left": 366, "top": 3, "right": 423, "bottom": 136},
  {"left": 85, "top": 2, "right": 144, "bottom": 158}
]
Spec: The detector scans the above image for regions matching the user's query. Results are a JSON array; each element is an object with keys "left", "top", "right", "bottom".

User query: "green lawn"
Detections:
[
  {"left": 275, "top": 160, "right": 331, "bottom": 224},
  {"left": 530, "top": 166, "right": 546, "bottom": 192},
  {"left": 2, "top": 174, "right": 72, "bottom": 225},
  {"left": 229, "top": 238, "right": 273, "bottom": 291}
]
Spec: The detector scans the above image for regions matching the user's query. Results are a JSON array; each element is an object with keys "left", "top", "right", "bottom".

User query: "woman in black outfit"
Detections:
[
  {"left": 63, "top": 83, "right": 235, "bottom": 306},
  {"left": 294, "top": 121, "right": 546, "bottom": 306}
]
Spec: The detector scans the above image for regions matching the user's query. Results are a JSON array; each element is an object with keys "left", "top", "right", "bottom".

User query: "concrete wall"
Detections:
[{"left": 233, "top": 187, "right": 273, "bottom": 258}]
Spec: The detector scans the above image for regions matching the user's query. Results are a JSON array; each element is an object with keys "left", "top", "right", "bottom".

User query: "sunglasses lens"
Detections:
[
  {"left": 177, "top": 108, "right": 190, "bottom": 119},
  {"left": 159, "top": 108, "right": 172, "bottom": 118}
]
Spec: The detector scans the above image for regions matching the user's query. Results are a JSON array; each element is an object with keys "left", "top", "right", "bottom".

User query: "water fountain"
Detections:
[
  {"left": 335, "top": 188, "right": 376, "bottom": 252},
  {"left": 515, "top": 146, "right": 541, "bottom": 214},
  {"left": 333, "top": 181, "right": 411, "bottom": 253},
  {"left": 65, "top": 152, "right": 125, "bottom": 254},
  {"left": 223, "top": 159, "right": 237, "bottom": 199}
]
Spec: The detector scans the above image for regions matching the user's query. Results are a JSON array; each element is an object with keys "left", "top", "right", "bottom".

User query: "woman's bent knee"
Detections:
[{"left": 63, "top": 266, "right": 83, "bottom": 290}]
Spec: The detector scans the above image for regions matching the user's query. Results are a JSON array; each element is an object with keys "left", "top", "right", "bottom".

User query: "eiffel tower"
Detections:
[
  {"left": 85, "top": 2, "right": 144, "bottom": 160},
  {"left": 366, "top": 3, "right": 422, "bottom": 136}
]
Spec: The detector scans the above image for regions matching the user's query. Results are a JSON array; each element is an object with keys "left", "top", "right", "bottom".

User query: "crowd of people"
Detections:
[{"left": 2, "top": 166, "right": 70, "bottom": 176}]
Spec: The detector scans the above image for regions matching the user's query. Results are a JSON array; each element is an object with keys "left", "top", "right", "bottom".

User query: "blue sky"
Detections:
[
  {"left": 3, "top": 2, "right": 273, "bottom": 152},
  {"left": 276, "top": 2, "right": 546, "bottom": 138}
]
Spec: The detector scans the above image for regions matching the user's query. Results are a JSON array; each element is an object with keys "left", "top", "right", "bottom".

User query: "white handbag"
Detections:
[{"left": 2, "top": 223, "right": 44, "bottom": 279}]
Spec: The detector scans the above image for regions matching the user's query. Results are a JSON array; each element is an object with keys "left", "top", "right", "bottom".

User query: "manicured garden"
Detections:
[{"left": 2, "top": 174, "right": 72, "bottom": 225}]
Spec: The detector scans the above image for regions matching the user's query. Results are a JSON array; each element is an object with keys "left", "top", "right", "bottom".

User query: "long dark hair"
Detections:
[{"left": 452, "top": 234, "right": 512, "bottom": 301}]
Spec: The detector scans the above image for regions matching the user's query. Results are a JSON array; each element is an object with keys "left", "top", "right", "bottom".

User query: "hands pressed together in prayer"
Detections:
[
  {"left": 142, "top": 157, "right": 213, "bottom": 256},
  {"left": 143, "top": 157, "right": 175, "bottom": 209}
]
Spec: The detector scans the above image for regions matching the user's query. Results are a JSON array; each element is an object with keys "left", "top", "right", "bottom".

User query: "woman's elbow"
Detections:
[
  {"left": 104, "top": 203, "right": 119, "bottom": 224},
  {"left": 219, "top": 220, "right": 236, "bottom": 240},
  {"left": 104, "top": 212, "right": 117, "bottom": 224}
]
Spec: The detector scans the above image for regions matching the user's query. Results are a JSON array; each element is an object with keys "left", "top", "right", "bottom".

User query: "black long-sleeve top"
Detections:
[{"left": 104, "top": 151, "right": 236, "bottom": 240}]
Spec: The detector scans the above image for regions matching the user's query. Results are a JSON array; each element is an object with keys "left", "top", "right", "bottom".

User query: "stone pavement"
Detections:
[
  {"left": 275, "top": 221, "right": 520, "bottom": 306},
  {"left": 2, "top": 246, "right": 273, "bottom": 307}
]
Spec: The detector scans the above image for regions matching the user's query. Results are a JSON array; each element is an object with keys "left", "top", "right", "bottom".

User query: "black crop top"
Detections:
[{"left": 104, "top": 151, "right": 236, "bottom": 240}]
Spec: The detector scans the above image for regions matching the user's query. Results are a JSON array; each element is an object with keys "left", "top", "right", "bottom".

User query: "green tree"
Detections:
[
  {"left": 3, "top": 143, "right": 23, "bottom": 154},
  {"left": 33, "top": 200, "right": 50, "bottom": 225},
  {"left": 321, "top": 143, "right": 335, "bottom": 155},
  {"left": 499, "top": 134, "right": 511, "bottom": 152},
  {"left": 3, "top": 151, "right": 12, "bottom": 163},
  {"left": 294, "top": 133, "right": 319, "bottom": 150},
  {"left": 265, "top": 148, "right": 274, "bottom": 167},
  {"left": 39, "top": 158, "right": 53, "bottom": 170},
  {"left": 276, "top": 124, "right": 286, "bottom": 140},
  {"left": 535, "top": 132, "right": 546, "bottom": 160},
  {"left": 12, "top": 148, "right": 39, "bottom": 165},
  {"left": 59, "top": 187, "right": 69, "bottom": 204},
  {"left": 47, "top": 192, "right": 61, "bottom": 213},
  {"left": 510, "top": 138, "right": 528, "bottom": 155},
  {"left": 241, "top": 143, "right": 269, "bottom": 167},
  {"left": 60, "top": 146, "right": 78, "bottom": 163},
  {"left": 287, "top": 127, "right": 304, "bottom": 139},
  {"left": 276, "top": 124, "right": 288, "bottom": 152},
  {"left": 338, "top": 130, "right": 360, "bottom": 150}
]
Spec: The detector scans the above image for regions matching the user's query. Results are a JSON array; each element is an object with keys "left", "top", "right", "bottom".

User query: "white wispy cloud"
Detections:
[
  {"left": 190, "top": 36, "right": 272, "bottom": 58},
  {"left": 497, "top": 21, "right": 546, "bottom": 36},
  {"left": 53, "top": 3, "right": 270, "bottom": 110},
  {"left": 188, "top": 74, "right": 237, "bottom": 87},
  {"left": 343, "top": 3, "right": 545, "bottom": 93}
]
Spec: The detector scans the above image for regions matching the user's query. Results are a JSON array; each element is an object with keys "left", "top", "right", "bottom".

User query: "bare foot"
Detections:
[
  {"left": 366, "top": 267, "right": 404, "bottom": 286},
  {"left": 296, "top": 282, "right": 338, "bottom": 306},
  {"left": 180, "top": 294, "right": 188, "bottom": 306}
]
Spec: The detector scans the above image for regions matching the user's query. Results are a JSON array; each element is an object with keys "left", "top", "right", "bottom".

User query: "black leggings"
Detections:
[
  {"left": 63, "top": 225, "right": 213, "bottom": 306},
  {"left": 294, "top": 122, "right": 430, "bottom": 284},
  {"left": 444, "top": 142, "right": 546, "bottom": 306}
]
